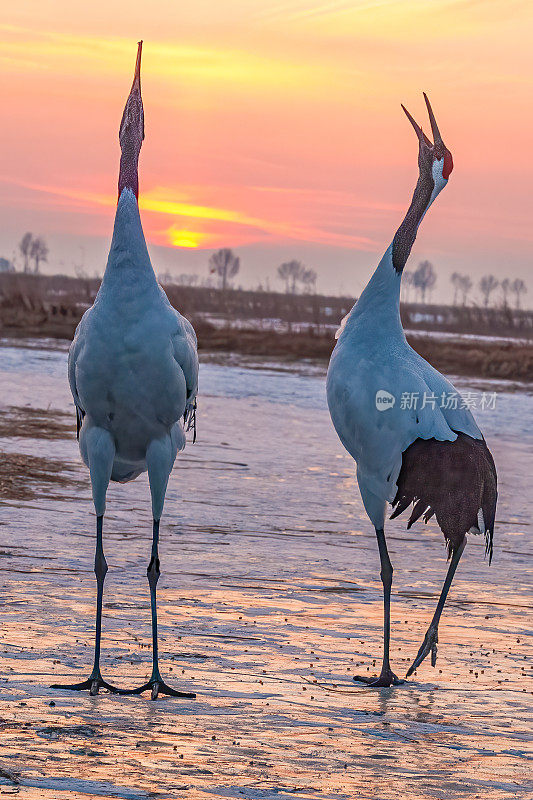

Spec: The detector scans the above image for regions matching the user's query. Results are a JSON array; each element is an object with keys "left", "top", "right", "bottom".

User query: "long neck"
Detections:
[
  {"left": 391, "top": 170, "right": 434, "bottom": 273},
  {"left": 100, "top": 43, "right": 154, "bottom": 293},
  {"left": 118, "top": 145, "right": 140, "bottom": 199},
  {"left": 350, "top": 245, "right": 402, "bottom": 333},
  {"left": 341, "top": 167, "right": 436, "bottom": 338},
  {"left": 117, "top": 88, "right": 143, "bottom": 200},
  {"left": 100, "top": 189, "right": 158, "bottom": 291}
]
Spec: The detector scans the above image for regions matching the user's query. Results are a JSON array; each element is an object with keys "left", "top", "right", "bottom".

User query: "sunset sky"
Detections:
[{"left": 1, "top": 1, "right": 532, "bottom": 303}]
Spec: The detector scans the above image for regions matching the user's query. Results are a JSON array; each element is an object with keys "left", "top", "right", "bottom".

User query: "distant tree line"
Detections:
[
  {"left": 400, "top": 260, "right": 528, "bottom": 309},
  {"left": 1, "top": 234, "right": 529, "bottom": 311},
  {"left": 167, "top": 250, "right": 528, "bottom": 310},
  {"left": 197, "top": 249, "right": 318, "bottom": 295},
  {"left": 451, "top": 272, "right": 527, "bottom": 309}
]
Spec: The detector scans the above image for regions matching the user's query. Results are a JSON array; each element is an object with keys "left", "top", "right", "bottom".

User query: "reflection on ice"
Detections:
[{"left": 0, "top": 341, "right": 532, "bottom": 799}]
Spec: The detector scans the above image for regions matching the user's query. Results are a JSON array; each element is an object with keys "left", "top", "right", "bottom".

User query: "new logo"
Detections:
[{"left": 375, "top": 390, "right": 396, "bottom": 411}]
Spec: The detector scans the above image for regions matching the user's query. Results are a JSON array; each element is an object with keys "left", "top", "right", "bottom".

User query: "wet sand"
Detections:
[{"left": 0, "top": 342, "right": 532, "bottom": 799}]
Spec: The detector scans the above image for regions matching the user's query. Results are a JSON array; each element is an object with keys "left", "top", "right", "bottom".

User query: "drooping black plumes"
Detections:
[
  {"left": 391, "top": 433, "right": 497, "bottom": 562},
  {"left": 76, "top": 406, "right": 85, "bottom": 441},
  {"left": 184, "top": 398, "right": 197, "bottom": 444}
]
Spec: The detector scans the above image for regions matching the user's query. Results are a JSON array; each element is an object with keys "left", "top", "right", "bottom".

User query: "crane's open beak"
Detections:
[
  {"left": 401, "top": 102, "right": 432, "bottom": 147},
  {"left": 401, "top": 93, "right": 453, "bottom": 179},
  {"left": 423, "top": 92, "right": 443, "bottom": 145},
  {"left": 118, "top": 41, "right": 145, "bottom": 199},
  {"left": 401, "top": 92, "right": 444, "bottom": 148}
]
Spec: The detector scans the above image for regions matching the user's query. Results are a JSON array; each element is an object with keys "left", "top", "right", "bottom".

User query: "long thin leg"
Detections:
[
  {"left": 148, "top": 519, "right": 161, "bottom": 684},
  {"left": 406, "top": 538, "right": 466, "bottom": 677},
  {"left": 52, "top": 515, "right": 122, "bottom": 694},
  {"left": 354, "top": 528, "right": 403, "bottom": 687},
  {"left": 117, "top": 519, "right": 196, "bottom": 700}
]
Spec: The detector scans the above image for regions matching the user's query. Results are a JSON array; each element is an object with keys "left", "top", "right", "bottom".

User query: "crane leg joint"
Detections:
[
  {"left": 380, "top": 560, "right": 393, "bottom": 589},
  {"left": 94, "top": 549, "right": 108, "bottom": 582},
  {"left": 147, "top": 556, "right": 160, "bottom": 592}
]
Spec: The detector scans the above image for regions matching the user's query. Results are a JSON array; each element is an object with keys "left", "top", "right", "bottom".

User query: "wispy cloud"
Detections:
[
  {"left": 0, "top": 24, "right": 329, "bottom": 93},
  {"left": 255, "top": 0, "right": 402, "bottom": 23},
  {"left": 0, "top": 176, "right": 377, "bottom": 250},
  {"left": 2, "top": 2, "right": 533, "bottom": 295}
]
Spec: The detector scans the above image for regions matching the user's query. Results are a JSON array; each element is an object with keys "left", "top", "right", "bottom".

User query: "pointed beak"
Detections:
[
  {"left": 401, "top": 103, "right": 432, "bottom": 147},
  {"left": 401, "top": 94, "right": 453, "bottom": 180},
  {"left": 118, "top": 41, "right": 145, "bottom": 199},
  {"left": 423, "top": 92, "right": 443, "bottom": 145},
  {"left": 119, "top": 40, "right": 145, "bottom": 148},
  {"left": 132, "top": 40, "right": 142, "bottom": 94}
]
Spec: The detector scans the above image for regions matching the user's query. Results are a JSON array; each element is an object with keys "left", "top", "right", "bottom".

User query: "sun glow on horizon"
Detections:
[
  {"left": 2, "top": 2, "right": 533, "bottom": 298},
  {"left": 166, "top": 226, "right": 205, "bottom": 248}
]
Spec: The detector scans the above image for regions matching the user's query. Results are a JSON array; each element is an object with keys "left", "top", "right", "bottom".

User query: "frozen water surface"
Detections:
[{"left": 0, "top": 341, "right": 532, "bottom": 799}]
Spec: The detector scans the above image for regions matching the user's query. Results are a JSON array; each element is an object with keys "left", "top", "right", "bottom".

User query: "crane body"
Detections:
[
  {"left": 327, "top": 95, "right": 497, "bottom": 686},
  {"left": 70, "top": 194, "right": 197, "bottom": 502},
  {"left": 328, "top": 241, "right": 482, "bottom": 531},
  {"left": 53, "top": 42, "right": 198, "bottom": 700}
]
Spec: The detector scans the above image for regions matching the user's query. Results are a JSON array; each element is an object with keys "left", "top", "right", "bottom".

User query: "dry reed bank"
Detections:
[{"left": 1, "top": 273, "right": 532, "bottom": 382}]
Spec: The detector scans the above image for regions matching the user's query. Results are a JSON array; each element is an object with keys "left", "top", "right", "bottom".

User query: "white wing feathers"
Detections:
[
  {"left": 171, "top": 315, "right": 199, "bottom": 430},
  {"left": 327, "top": 349, "right": 482, "bottom": 526}
]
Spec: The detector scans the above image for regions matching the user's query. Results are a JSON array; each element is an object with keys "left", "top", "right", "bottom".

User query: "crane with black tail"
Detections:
[{"left": 326, "top": 94, "right": 497, "bottom": 687}]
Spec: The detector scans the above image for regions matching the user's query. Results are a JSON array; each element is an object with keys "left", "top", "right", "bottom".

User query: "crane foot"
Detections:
[
  {"left": 0, "top": 766, "right": 20, "bottom": 785},
  {"left": 353, "top": 669, "right": 404, "bottom": 687},
  {"left": 51, "top": 674, "right": 123, "bottom": 695},
  {"left": 406, "top": 624, "right": 438, "bottom": 677},
  {"left": 116, "top": 678, "right": 196, "bottom": 700}
]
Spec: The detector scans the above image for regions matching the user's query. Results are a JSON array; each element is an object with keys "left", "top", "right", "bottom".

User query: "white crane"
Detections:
[
  {"left": 52, "top": 42, "right": 199, "bottom": 700},
  {"left": 326, "top": 95, "right": 497, "bottom": 687}
]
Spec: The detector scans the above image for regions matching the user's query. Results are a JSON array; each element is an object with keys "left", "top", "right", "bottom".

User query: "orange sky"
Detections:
[{"left": 1, "top": 1, "right": 532, "bottom": 302}]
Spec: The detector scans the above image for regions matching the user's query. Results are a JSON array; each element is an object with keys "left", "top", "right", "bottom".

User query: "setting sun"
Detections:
[
  {"left": 1, "top": 1, "right": 533, "bottom": 300},
  {"left": 166, "top": 226, "right": 204, "bottom": 248}
]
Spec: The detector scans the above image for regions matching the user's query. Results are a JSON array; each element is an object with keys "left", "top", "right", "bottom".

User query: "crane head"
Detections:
[
  {"left": 118, "top": 41, "right": 145, "bottom": 199},
  {"left": 401, "top": 93, "right": 453, "bottom": 197}
]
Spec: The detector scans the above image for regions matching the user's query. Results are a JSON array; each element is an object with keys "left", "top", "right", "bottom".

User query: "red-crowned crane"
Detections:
[
  {"left": 326, "top": 95, "right": 497, "bottom": 687},
  {"left": 52, "top": 43, "right": 198, "bottom": 700}
]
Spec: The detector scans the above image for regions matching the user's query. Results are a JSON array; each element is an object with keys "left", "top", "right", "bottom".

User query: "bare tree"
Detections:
[
  {"left": 30, "top": 236, "right": 49, "bottom": 274},
  {"left": 402, "top": 270, "right": 414, "bottom": 302},
  {"left": 510, "top": 278, "right": 527, "bottom": 309},
  {"left": 459, "top": 275, "right": 473, "bottom": 305},
  {"left": 479, "top": 274, "right": 499, "bottom": 307},
  {"left": 300, "top": 267, "right": 317, "bottom": 294},
  {"left": 413, "top": 260, "right": 436, "bottom": 303},
  {"left": 500, "top": 277, "right": 511, "bottom": 307},
  {"left": 19, "top": 232, "right": 34, "bottom": 273},
  {"left": 208, "top": 248, "right": 240, "bottom": 290},
  {"left": 277, "top": 260, "right": 305, "bottom": 293},
  {"left": 277, "top": 261, "right": 293, "bottom": 293},
  {"left": 450, "top": 272, "right": 462, "bottom": 306}
]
